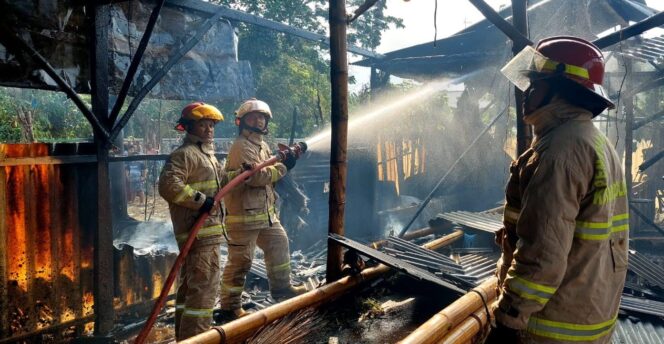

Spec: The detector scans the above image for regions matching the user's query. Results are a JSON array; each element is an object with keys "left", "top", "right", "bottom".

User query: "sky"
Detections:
[{"left": 349, "top": 0, "right": 664, "bottom": 91}]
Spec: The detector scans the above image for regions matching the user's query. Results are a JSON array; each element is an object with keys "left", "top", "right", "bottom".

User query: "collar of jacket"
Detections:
[
  {"left": 241, "top": 130, "right": 264, "bottom": 146},
  {"left": 525, "top": 98, "right": 593, "bottom": 140},
  {"left": 184, "top": 133, "right": 215, "bottom": 155}
]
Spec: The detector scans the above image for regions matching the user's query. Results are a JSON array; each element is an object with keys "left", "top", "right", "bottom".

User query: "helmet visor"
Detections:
[{"left": 500, "top": 45, "right": 543, "bottom": 92}]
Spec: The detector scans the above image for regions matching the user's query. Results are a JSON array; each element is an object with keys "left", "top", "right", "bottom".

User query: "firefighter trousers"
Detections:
[
  {"left": 175, "top": 244, "right": 221, "bottom": 341},
  {"left": 220, "top": 223, "right": 292, "bottom": 310}
]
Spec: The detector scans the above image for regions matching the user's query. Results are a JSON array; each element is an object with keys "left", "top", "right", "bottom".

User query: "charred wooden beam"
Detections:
[
  {"left": 512, "top": 0, "right": 532, "bottom": 155},
  {"left": 593, "top": 10, "right": 664, "bottom": 49},
  {"left": 633, "top": 109, "right": 664, "bottom": 130},
  {"left": 347, "top": 0, "right": 379, "bottom": 24},
  {"left": 89, "top": 3, "right": 114, "bottom": 335},
  {"left": 639, "top": 149, "right": 664, "bottom": 172},
  {"left": 108, "top": 5, "right": 229, "bottom": 144},
  {"left": 467, "top": 0, "right": 533, "bottom": 49},
  {"left": 107, "top": 0, "right": 166, "bottom": 127},
  {"left": 624, "top": 63, "right": 634, "bottom": 200},
  {"left": 0, "top": 165, "right": 7, "bottom": 337},
  {"left": 327, "top": 0, "right": 349, "bottom": 283}
]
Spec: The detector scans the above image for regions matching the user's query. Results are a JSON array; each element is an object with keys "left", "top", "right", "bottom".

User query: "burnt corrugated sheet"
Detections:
[
  {"left": 628, "top": 250, "right": 664, "bottom": 289},
  {"left": 437, "top": 211, "right": 503, "bottom": 233},
  {"left": 613, "top": 316, "right": 664, "bottom": 344}
]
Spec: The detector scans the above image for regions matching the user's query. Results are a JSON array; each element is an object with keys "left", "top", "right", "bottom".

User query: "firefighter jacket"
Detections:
[
  {"left": 159, "top": 133, "right": 233, "bottom": 248},
  {"left": 495, "top": 99, "right": 628, "bottom": 343},
  {"left": 224, "top": 131, "right": 287, "bottom": 230}
]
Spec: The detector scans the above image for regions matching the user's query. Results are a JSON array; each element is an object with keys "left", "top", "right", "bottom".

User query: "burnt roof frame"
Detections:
[{"left": 107, "top": 3, "right": 230, "bottom": 144}]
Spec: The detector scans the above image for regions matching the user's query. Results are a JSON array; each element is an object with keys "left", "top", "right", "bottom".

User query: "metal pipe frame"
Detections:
[
  {"left": 108, "top": 5, "right": 229, "bottom": 143},
  {"left": 593, "top": 10, "right": 664, "bottom": 49},
  {"left": 467, "top": 0, "right": 533, "bottom": 49},
  {"left": 1, "top": 29, "right": 110, "bottom": 140},
  {"left": 107, "top": 0, "right": 166, "bottom": 127}
]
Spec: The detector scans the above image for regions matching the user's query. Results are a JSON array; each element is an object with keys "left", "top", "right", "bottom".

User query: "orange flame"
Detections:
[
  {"left": 7, "top": 166, "right": 28, "bottom": 291},
  {"left": 34, "top": 164, "right": 52, "bottom": 281}
]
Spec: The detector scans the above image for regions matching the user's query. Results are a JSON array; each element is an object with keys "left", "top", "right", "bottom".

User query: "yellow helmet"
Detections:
[
  {"left": 235, "top": 98, "right": 272, "bottom": 121},
  {"left": 175, "top": 102, "right": 224, "bottom": 131}
]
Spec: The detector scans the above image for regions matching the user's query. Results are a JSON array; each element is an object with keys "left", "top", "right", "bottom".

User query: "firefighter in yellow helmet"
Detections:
[
  {"left": 486, "top": 37, "right": 627, "bottom": 343},
  {"left": 158, "top": 102, "right": 236, "bottom": 340},
  {"left": 217, "top": 98, "right": 305, "bottom": 322}
]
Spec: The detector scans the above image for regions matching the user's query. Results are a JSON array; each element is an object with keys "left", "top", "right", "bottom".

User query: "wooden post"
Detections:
[
  {"left": 89, "top": 3, "right": 114, "bottom": 335},
  {"left": 624, "top": 67, "right": 634, "bottom": 199},
  {"left": 512, "top": 0, "right": 532, "bottom": 156},
  {"left": 326, "top": 0, "right": 349, "bottom": 282}
]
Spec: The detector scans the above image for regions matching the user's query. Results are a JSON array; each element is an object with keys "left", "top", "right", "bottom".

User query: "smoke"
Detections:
[{"left": 113, "top": 221, "right": 179, "bottom": 255}]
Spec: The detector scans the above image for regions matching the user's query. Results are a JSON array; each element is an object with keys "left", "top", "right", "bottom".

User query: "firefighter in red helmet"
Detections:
[
  {"left": 159, "top": 102, "right": 236, "bottom": 340},
  {"left": 486, "top": 37, "right": 628, "bottom": 343}
]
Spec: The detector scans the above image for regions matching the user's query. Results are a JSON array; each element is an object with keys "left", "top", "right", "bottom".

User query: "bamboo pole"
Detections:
[
  {"left": 438, "top": 301, "right": 498, "bottom": 344},
  {"left": 326, "top": 0, "right": 349, "bottom": 282},
  {"left": 398, "top": 277, "right": 498, "bottom": 344},
  {"left": 180, "top": 230, "right": 464, "bottom": 344}
]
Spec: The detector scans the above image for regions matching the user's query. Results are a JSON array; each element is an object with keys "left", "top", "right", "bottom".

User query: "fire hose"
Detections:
[{"left": 134, "top": 142, "right": 308, "bottom": 344}]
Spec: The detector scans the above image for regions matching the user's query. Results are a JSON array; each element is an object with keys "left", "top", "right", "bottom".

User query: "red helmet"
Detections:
[{"left": 502, "top": 36, "right": 614, "bottom": 114}]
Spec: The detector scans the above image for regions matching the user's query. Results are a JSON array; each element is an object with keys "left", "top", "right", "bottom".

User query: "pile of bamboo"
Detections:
[
  {"left": 398, "top": 277, "right": 498, "bottom": 344},
  {"left": 180, "top": 230, "right": 465, "bottom": 344}
]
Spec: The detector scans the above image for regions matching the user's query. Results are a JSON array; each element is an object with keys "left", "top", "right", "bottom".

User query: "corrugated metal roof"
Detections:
[
  {"left": 613, "top": 316, "right": 664, "bottom": 344},
  {"left": 437, "top": 210, "right": 503, "bottom": 233}
]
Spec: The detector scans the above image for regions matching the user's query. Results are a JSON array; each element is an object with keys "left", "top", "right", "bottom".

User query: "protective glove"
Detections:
[
  {"left": 199, "top": 196, "right": 215, "bottom": 214},
  {"left": 283, "top": 154, "right": 297, "bottom": 170},
  {"left": 483, "top": 322, "right": 519, "bottom": 344},
  {"left": 241, "top": 162, "right": 255, "bottom": 172}
]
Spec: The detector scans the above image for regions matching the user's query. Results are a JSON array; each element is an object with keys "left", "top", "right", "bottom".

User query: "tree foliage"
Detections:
[{"left": 212, "top": 0, "right": 403, "bottom": 139}]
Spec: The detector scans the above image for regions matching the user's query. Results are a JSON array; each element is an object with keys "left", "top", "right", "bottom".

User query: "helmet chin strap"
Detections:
[{"left": 240, "top": 118, "right": 269, "bottom": 135}]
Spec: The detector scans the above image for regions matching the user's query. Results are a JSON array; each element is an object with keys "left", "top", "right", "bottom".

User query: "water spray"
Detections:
[
  {"left": 398, "top": 105, "right": 508, "bottom": 237},
  {"left": 135, "top": 142, "right": 308, "bottom": 344},
  {"left": 304, "top": 71, "right": 483, "bottom": 149}
]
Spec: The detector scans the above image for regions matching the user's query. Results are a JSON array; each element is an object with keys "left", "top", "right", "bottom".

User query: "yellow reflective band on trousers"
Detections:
[
  {"left": 225, "top": 207, "right": 276, "bottom": 224},
  {"left": 176, "top": 304, "right": 185, "bottom": 311},
  {"left": 176, "top": 224, "right": 226, "bottom": 244},
  {"left": 221, "top": 283, "right": 244, "bottom": 294},
  {"left": 182, "top": 308, "right": 213, "bottom": 318},
  {"left": 268, "top": 166, "right": 279, "bottom": 183},
  {"left": 506, "top": 272, "right": 557, "bottom": 306},
  {"left": 503, "top": 205, "right": 520, "bottom": 225},
  {"left": 271, "top": 261, "right": 291, "bottom": 273},
  {"left": 527, "top": 313, "right": 618, "bottom": 341},
  {"left": 575, "top": 213, "right": 629, "bottom": 240}
]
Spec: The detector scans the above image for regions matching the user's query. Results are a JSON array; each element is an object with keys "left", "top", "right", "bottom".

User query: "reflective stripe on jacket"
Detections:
[
  {"left": 224, "top": 132, "right": 287, "bottom": 230},
  {"left": 495, "top": 100, "right": 628, "bottom": 344},
  {"left": 159, "top": 133, "right": 229, "bottom": 247}
]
